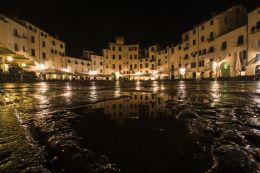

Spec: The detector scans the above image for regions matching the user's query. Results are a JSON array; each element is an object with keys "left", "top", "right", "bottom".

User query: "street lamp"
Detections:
[
  {"left": 1, "top": 56, "right": 14, "bottom": 72},
  {"left": 21, "top": 63, "right": 26, "bottom": 67},
  {"left": 7, "top": 56, "right": 13, "bottom": 62}
]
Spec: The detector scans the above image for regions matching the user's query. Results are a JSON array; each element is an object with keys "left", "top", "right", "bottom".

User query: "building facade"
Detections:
[{"left": 1, "top": 5, "right": 260, "bottom": 80}]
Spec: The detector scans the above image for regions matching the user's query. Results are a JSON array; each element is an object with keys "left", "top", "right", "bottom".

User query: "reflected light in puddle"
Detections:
[
  {"left": 38, "top": 82, "right": 49, "bottom": 94},
  {"left": 114, "top": 81, "right": 121, "bottom": 97},
  {"left": 63, "top": 84, "right": 72, "bottom": 103},
  {"left": 136, "top": 80, "right": 141, "bottom": 91},
  {"left": 152, "top": 81, "right": 159, "bottom": 92},
  {"left": 177, "top": 81, "right": 186, "bottom": 98},
  {"left": 210, "top": 81, "right": 221, "bottom": 106},
  {"left": 90, "top": 82, "right": 98, "bottom": 100}
]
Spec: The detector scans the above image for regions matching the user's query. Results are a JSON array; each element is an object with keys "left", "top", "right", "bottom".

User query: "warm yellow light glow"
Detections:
[
  {"left": 21, "top": 63, "right": 26, "bottom": 67},
  {"left": 136, "top": 71, "right": 141, "bottom": 75},
  {"left": 212, "top": 61, "right": 218, "bottom": 70},
  {"left": 115, "top": 72, "right": 120, "bottom": 80},
  {"left": 89, "top": 70, "right": 98, "bottom": 75},
  {"left": 152, "top": 70, "right": 158, "bottom": 75},
  {"left": 151, "top": 76, "right": 156, "bottom": 80},
  {"left": 63, "top": 67, "right": 70, "bottom": 72},
  {"left": 37, "top": 63, "right": 46, "bottom": 70},
  {"left": 7, "top": 56, "right": 13, "bottom": 62},
  {"left": 179, "top": 67, "right": 186, "bottom": 75}
]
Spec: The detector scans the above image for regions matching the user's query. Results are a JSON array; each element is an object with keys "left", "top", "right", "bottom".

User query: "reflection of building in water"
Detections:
[
  {"left": 91, "top": 93, "right": 171, "bottom": 121},
  {"left": 90, "top": 92, "right": 212, "bottom": 124}
]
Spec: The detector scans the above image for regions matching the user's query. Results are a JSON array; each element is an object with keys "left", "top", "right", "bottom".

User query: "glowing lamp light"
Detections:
[
  {"left": 152, "top": 70, "right": 158, "bottom": 76},
  {"left": 89, "top": 70, "right": 98, "bottom": 75},
  {"left": 224, "top": 63, "right": 229, "bottom": 70},
  {"left": 136, "top": 71, "right": 142, "bottom": 75},
  {"left": 37, "top": 63, "right": 46, "bottom": 70},
  {"left": 179, "top": 67, "right": 186, "bottom": 75},
  {"left": 21, "top": 63, "right": 26, "bottom": 67},
  {"left": 63, "top": 67, "right": 70, "bottom": 72},
  {"left": 7, "top": 56, "right": 14, "bottom": 62},
  {"left": 212, "top": 61, "right": 218, "bottom": 70}
]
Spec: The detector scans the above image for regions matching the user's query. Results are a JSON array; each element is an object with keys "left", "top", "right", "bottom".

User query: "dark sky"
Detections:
[{"left": 1, "top": 0, "right": 259, "bottom": 57}]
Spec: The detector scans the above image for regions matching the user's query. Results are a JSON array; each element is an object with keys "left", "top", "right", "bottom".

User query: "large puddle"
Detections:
[{"left": 0, "top": 81, "right": 259, "bottom": 173}]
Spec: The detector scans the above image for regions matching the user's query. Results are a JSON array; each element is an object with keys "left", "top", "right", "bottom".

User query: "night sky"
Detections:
[{"left": 1, "top": 0, "right": 259, "bottom": 57}]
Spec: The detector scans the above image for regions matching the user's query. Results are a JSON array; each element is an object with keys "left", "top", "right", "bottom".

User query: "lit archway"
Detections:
[
  {"left": 255, "top": 65, "right": 260, "bottom": 78},
  {"left": 220, "top": 62, "right": 230, "bottom": 77}
]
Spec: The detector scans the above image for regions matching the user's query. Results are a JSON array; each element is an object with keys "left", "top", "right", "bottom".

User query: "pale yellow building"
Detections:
[
  {"left": 247, "top": 7, "right": 260, "bottom": 77},
  {"left": 103, "top": 37, "right": 140, "bottom": 80}
]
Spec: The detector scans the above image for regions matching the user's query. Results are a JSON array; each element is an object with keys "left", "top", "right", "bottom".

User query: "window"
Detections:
[
  {"left": 257, "top": 21, "right": 260, "bottom": 30},
  {"left": 140, "top": 64, "right": 143, "bottom": 69},
  {"left": 112, "top": 46, "right": 115, "bottom": 51},
  {"left": 145, "top": 63, "right": 148, "bottom": 68},
  {"left": 31, "top": 49, "right": 35, "bottom": 56},
  {"left": 178, "top": 46, "right": 181, "bottom": 50},
  {"left": 208, "top": 46, "right": 214, "bottom": 53},
  {"left": 210, "top": 32, "right": 214, "bottom": 38},
  {"left": 221, "top": 41, "right": 227, "bottom": 50},
  {"left": 100, "top": 70, "right": 102, "bottom": 73},
  {"left": 119, "top": 55, "right": 122, "bottom": 60},
  {"left": 134, "top": 55, "right": 137, "bottom": 59},
  {"left": 31, "top": 36, "right": 35, "bottom": 43},
  {"left": 119, "top": 65, "right": 122, "bottom": 71},
  {"left": 100, "top": 62, "right": 103, "bottom": 65},
  {"left": 225, "top": 17, "right": 228, "bottom": 23},
  {"left": 41, "top": 32, "right": 44, "bottom": 36},
  {"left": 239, "top": 50, "right": 247, "bottom": 60},
  {"left": 201, "top": 36, "right": 204, "bottom": 42},
  {"left": 118, "top": 47, "right": 121, "bottom": 51},
  {"left": 60, "top": 44, "right": 63, "bottom": 49},
  {"left": 42, "top": 41, "right": 46, "bottom": 47},
  {"left": 51, "top": 49, "right": 54, "bottom": 53},
  {"left": 191, "top": 62, "right": 196, "bottom": 68},
  {"left": 236, "top": 8, "right": 240, "bottom": 14},
  {"left": 23, "top": 46, "right": 26, "bottom": 52},
  {"left": 112, "top": 64, "right": 115, "bottom": 69},
  {"left": 193, "top": 29, "right": 196, "bottom": 34},
  {"left": 14, "top": 29, "right": 18, "bottom": 37},
  {"left": 14, "top": 43, "right": 19, "bottom": 51},
  {"left": 52, "top": 41, "right": 56, "bottom": 46},
  {"left": 258, "top": 40, "right": 260, "bottom": 47},
  {"left": 42, "top": 52, "right": 46, "bottom": 59},
  {"left": 112, "top": 55, "right": 115, "bottom": 59},
  {"left": 134, "top": 64, "right": 137, "bottom": 69},
  {"left": 94, "top": 61, "right": 96, "bottom": 65},
  {"left": 193, "top": 39, "right": 196, "bottom": 45},
  {"left": 201, "top": 25, "right": 204, "bottom": 30},
  {"left": 199, "top": 60, "right": 204, "bottom": 67},
  {"left": 130, "top": 55, "right": 133, "bottom": 59},
  {"left": 210, "top": 20, "right": 214, "bottom": 25},
  {"left": 237, "top": 35, "right": 244, "bottom": 45}
]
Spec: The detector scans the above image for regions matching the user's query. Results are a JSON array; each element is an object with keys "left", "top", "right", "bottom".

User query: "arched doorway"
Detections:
[
  {"left": 255, "top": 65, "right": 260, "bottom": 78},
  {"left": 192, "top": 72, "right": 196, "bottom": 79},
  {"left": 200, "top": 72, "right": 204, "bottom": 79},
  {"left": 220, "top": 62, "right": 230, "bottom": 77}
]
